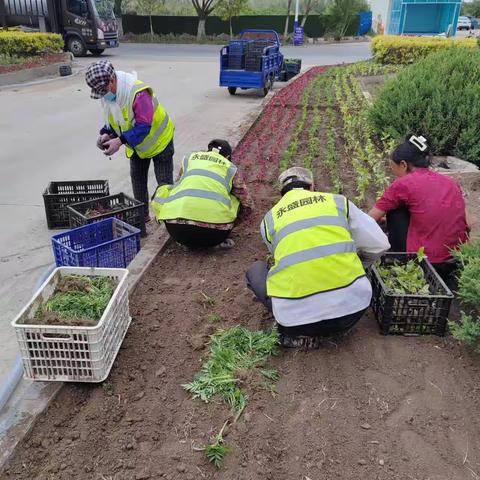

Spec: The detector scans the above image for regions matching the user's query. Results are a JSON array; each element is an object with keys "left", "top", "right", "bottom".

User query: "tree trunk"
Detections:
[
  {"left": 149, "top": 15, "right": 154, "bottom": 38},
  {"left": 197, "top": 17, "right": 206, "bottom": 40},
  {"left": 301, "top": 15, "right": 307, "bottom": 27},
  {"left": 114, "top": 0, "right": 122, "bottom": 16},
  {"left": 284, "top": 0, "right": 292, "bottom": 39},
  {"left": 229, "top": 17, "right": 233, "bottom": 39}
]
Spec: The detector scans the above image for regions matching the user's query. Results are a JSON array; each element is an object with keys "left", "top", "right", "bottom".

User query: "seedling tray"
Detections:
[
  {"left": 43, "top": 180, "right": 109, "bottom": 229},
  {"left": 67, "top": 193, "right": 146, "bottom": 236},
  {"left": 369, "top": 253, "right": 453, "bottom": 336},
  {"left": 52, "top": 218, "right": 141, "bottom": 269},
  {"left": 12, "top": 267, "right": 130, "bottom": 382}
]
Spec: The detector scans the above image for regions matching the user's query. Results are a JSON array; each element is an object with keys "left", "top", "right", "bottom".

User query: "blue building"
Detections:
[{"left": 371, "top": 0, "right": 463, "bottom": 35}]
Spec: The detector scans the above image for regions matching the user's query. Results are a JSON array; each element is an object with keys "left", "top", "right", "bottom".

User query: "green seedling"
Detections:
[
  {"left": 208, "top": 313, "right": 223, "bottom": 323},
  {"left": 199, "top": 292, "right": 216, "bottom": 308},
  {"left": 204, "top": 421, "right": 231, "bottom": 469}
]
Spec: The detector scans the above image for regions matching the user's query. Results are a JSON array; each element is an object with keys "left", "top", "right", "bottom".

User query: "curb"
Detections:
[
  {"left": 0, "top": 53, "right": 74, "bottom": 88},
  {"left": 0, "top": 223, "right": 171, "bottom": 472}
]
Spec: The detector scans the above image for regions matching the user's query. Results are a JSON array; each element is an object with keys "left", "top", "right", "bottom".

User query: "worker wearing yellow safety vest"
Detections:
[
  {"left": 85, "top": 60, "right": 175, "bottom": 222},
  {"left": 152, "top": 139, "right": 253, "bottom": 248},
  {"left": 246, "top": 167, "right": 390, "bottom": 349}
]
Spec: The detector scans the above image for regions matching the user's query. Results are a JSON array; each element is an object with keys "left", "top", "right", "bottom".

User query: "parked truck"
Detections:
[{"left": 2, "top": 0, "right": 119, "bottom": 56}]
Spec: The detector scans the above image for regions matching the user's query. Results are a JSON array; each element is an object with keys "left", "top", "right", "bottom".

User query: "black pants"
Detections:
[
  {"left": 245, "top": 260, "right": 366, "bottom": 337},
  {"left": 165, "top": 222, "right": 231, "bottom": 248},
  {"left": 130, "top": 140, "right": 174, "bottom": 216},
  {"left": 386, "top": 206, "right": 458, "bottom": 285}
]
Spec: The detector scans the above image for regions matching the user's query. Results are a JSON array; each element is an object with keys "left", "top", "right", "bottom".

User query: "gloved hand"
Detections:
[
  {"left": 96, "top": 133, "right": 111, "bottom": 150},
  {"left": 103, "top": 137, "right": 122, "bottom": 156}
]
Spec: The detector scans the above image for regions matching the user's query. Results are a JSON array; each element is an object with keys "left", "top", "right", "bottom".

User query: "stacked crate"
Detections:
[
  {"left": 228, "top": 40, "right": 248, "bottom": 70},
  {"left": 245, "top": 40, "right": 272, "bottom": 72}
]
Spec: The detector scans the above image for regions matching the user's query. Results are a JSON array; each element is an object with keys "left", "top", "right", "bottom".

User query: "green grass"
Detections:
[{"left": 0, "top": 54, "right": 32, "bottom": 66}]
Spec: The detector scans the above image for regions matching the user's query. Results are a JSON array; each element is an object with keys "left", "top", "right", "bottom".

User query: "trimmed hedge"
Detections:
[
  {"left": 369, "top": 48, "right": 480, "bottom": 166},
  {"left": 0, "top": 31, "right": 64, "bottom": 57},
  {"left": 122, "top": 14, "right": 360, "bottom": 38},
  {"left": 371, "top": 35, "right": 477, "bottom": 65}
]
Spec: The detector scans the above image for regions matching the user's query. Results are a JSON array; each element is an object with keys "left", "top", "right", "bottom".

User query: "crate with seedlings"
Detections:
[
  {"left": 12, "top": 267, "right": 131, "bottom": 382},
  {"left": 370, "top": 250, "right": 453, "bottom": 335},
  {"left": 43, "top": 180, "right": 109, "bottom": 229},
  {"left": 68, "top": 192, "right": 146, "bottom": 236}
]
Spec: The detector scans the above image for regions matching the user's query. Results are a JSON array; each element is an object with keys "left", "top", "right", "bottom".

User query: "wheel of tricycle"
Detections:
[
  {"left": 263, "top": 76, "right": 274, "bottom": 97},
  {"left": 228, "top": 87, "right": 237, "bottom": 95}
]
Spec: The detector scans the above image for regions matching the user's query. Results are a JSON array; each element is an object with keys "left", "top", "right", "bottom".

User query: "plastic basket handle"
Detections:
[{"left": 40, "top": 333, "right": 73, "bottom": 341}]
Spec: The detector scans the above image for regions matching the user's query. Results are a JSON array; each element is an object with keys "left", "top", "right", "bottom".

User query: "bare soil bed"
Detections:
[
  {"left": 2, "top": 67, "right": 480, "bottom": 480},
  {"left": 0, "top": 53, "right": 66, "bottom": 74}
]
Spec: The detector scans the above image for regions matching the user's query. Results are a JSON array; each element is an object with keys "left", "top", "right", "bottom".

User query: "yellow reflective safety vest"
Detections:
[
  {"left": 108, "top": 80, "right": 174, "bottom": 159},
  {"left": 151, "top": 151, "right": 240, "bottom": 224},
  {"left": 263, "top": 189, "right": 365, "bottom": 299}
]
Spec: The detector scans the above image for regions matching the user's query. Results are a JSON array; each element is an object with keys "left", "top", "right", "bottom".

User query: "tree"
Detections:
[
  {"left": 301, "top": 0, "right": 328, "bottom": 27},
  {"left": 284, "top": 0, "right": 293, "bottom": 39},
  {"left": 463, "top": 0, "right": 480, "bottom": 17},
  {"left": 192, "top": 0, "right": 217, "bottom": 39},
  {"left": 136, "top": 0, "right": 165, "bottom": 36},
  {"left": 216, "top": 0, "right": 249, "bottom": 38},
  {"left": 326, "top": 0, "right": 368, "bottom": 39}
]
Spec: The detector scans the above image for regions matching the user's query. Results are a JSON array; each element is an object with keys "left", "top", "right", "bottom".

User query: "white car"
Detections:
[{"left": 458, "top": 16, "right": 473, "bottom": 30}]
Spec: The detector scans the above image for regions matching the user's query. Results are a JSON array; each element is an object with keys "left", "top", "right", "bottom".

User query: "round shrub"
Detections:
[{"left": 369, "top": 47, "right": 480, "bottom": 166}]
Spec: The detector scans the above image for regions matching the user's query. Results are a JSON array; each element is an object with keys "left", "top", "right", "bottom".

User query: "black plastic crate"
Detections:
[
  {"left": 369, "top": 253, "right": 453, "bottom": 336},
  {"left": 67, "top": 193, "right": 146, "bottom": 236},
  {"left": 284, "top": 58, "right": 302, "bottom": 73},
  {"left": 43, "top": 180, "right": 109, "bottom": 229}
]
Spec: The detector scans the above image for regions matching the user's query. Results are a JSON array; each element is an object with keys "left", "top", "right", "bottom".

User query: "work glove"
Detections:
[
  {"left": 103, "top": 137, "right": 123, "bottom": 156},
  {"left": 96, "top": 133, "right": 111, "bottom": 150}
]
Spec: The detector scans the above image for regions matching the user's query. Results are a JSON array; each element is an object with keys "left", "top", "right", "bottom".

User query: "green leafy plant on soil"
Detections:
[
  {"left": 449, "top": 241, "right": 480, "bottom": 349},
  {"left": 204, "top": 421, "right": 231, "bottom": 469},
  {"left": 208, "top": 313, "right": 223, "bottom": 323},
  {"left": 377, "top": 248, "right": 430, "bottom": 295},
  {"left": 184, "top": 326, "right": 280, "bottom": 468},
  {"left": 32, "top": 275, "right": 116, "bottom": 326},
  {"left": 183, "top": 326, "right": 280, "bottom": 411}
]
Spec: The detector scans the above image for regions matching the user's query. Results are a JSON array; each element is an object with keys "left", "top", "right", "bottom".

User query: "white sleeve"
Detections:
[
  {"left": 347, "top": 201, "right": 390, "bottom": 255},
  {"left": 260, "top": 219, "right": 273, "bottom": 253}
]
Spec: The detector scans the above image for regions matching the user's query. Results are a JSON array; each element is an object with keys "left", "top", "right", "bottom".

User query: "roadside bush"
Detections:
[
  {"left": 371, "top": 35, "right": 476, "bottom": 65},
  {"left": 368, "top": 48, "right": 480, "bottom": 165},
  {"left": 449, "top": 241, "right": 480, "bottom": 350},
  {"left": 0, "top": 31, "right": 64, "bottom": 57}
]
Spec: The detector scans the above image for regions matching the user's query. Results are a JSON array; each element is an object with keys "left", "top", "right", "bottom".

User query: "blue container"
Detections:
[
  {"left": 51, "top": 218, "right": 141, "bottom": 268},
  {"left": 228, "top": 39, "right": 249, "bottom": 55}
]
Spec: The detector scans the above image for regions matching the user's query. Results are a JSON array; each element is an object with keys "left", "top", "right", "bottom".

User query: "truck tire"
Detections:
[
  {"left": 89, "top": 49, "right": 105, "bottom": 56},
  {"left": 67, "top": 36, "right": 87, "bottom": 57},
  {"left": 228, "top": 87, "right": 237, "bottom": 95}
]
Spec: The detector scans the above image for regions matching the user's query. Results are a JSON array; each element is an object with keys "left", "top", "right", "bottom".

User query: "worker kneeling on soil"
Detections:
[
  {"left": 151, "top": 140, "right": 253, "bottom": 248},
  {"left": 246, "top": 167, "right": 390, "bottom": 348},
  {"left": 85, "top": 60, "right": 175, "bottom": 223},
  {"left": 368, "top": 135, "right": 470, "bottom": 284}
]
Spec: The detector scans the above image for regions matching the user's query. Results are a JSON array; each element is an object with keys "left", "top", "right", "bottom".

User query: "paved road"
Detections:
[{"left": 0, "top": 42, "right": 371, "bottom": 389}]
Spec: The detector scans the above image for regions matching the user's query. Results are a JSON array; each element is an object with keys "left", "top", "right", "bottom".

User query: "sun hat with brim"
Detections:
[
  {"left": 278, "top": 167, "right": 314, "bottom": 188},
  {"left": 85, "top": 60, "right": 115, "bottom": 99}
]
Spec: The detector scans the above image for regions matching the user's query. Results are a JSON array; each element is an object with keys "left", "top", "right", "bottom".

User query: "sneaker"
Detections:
[
  {"left": 218, "top": 238, "right": 235, "bottom": 249},
  {"left": 280, "top": 334, "right": 321, "bottom": 350}
]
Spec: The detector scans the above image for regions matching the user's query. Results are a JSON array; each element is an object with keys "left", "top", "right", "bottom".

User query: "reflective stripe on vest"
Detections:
[
  {"left": 264, "top": 190, "right": 365, "bottom": 299},
  {"left": 152, "top": 151, "right": 239, "bottom": 224},
  {"left": 109, "top": 81, "right": 174, "bottom": 159}
]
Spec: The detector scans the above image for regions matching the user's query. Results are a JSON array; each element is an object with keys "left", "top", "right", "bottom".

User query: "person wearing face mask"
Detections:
[
  {"left": 85, "top": 60, "right": 175, "bottom": 222},
  {"left": 368, "top": 135, "right": 470, "bottom": 282}
]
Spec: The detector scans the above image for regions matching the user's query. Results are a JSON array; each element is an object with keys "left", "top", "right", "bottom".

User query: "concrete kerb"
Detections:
[{"left": 0, "top": 70, "right": 300, "bottom": 471}]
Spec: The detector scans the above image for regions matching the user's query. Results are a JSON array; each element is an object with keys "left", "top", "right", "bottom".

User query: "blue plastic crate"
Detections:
[
  {"left": 229, "top": 40, "right": 249, "bottom": 55},
  {"left": 51, "top": 218, "right": 141, "bottom": 268}
]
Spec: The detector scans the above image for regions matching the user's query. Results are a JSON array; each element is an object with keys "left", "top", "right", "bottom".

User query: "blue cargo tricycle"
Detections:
[{"left": 219, "top": 29, "right": 284, "bottom": 97}]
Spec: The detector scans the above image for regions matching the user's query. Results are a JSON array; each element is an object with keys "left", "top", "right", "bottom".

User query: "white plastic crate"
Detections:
[{"left": 12, "top": 267, "right": 131, "bottom": 383}]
